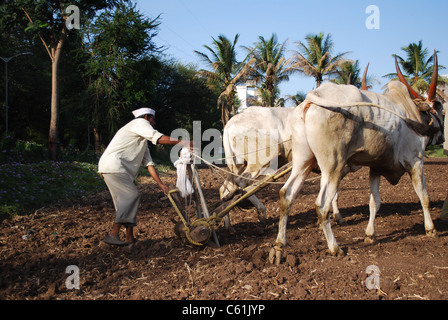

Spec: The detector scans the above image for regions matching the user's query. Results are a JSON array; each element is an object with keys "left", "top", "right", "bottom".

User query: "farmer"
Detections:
[{"left": 98, "top": 107, "right": 193, "bottom": 246}]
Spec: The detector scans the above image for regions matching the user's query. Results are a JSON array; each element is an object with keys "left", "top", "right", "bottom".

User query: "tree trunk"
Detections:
[
  {"left": 221, "top": 101, "right": 229, "bottom": 128},
  {"left": 48, "top": 58, "right": 60, "bottom": 160},
  {"left": 229, "top": 95, "right": 235, "bottom": 118},
  {"left": 93, "top": 127, "right": 101, "bottom": 153},
  {"left": 48, "top": 30, "right": 66, "bottom": 160},
  {"left": 316, "top": 74, "right": 323, "bottom": 88}
]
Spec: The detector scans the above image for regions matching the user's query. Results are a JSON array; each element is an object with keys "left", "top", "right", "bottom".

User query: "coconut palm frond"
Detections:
[
  {"left": 195, "top": 34, "right": 254, "bottom": 125},
  {"left": 386, "top": 41, "right": 446, "bottom": 96},
  {"left": 292, "top": 32, "right": 349, "bottom": 87}
]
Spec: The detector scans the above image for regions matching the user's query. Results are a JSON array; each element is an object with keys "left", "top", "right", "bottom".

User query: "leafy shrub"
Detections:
[{"left": 0, "top": 133, "right": 48, "bottom": 164}]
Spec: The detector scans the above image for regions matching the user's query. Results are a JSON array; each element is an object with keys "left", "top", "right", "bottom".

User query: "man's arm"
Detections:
[
  {"left": 157, "top": 135, "right": 193, "bottom": 148},
  {"left": 147, "top": 165, "right": 169, "bottom": 195}
]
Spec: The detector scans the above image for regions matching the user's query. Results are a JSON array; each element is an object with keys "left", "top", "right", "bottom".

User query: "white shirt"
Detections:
[{"left": 98, "top": 118, "right": 164, "bottom": 178}]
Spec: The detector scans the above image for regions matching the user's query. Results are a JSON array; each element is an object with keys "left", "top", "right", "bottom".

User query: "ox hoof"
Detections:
[
  {"left": 268, "top": 246, "right": 282, "bottom": 265},
  {"left": 425, "top": 229, "right": 438, "bottom": 238},
  {"left": 328, "top": 247, "right": 345, "bottom": 257},
  {"left": 333, "top": 213, "right": 347, "bottom": 226},
  {"left": 364, "top": 235, "right": 377, "bottom": 244}
]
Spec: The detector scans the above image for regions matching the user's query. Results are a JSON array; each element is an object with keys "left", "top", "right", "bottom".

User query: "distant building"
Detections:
[{"left": 236, "top": 80, "right": 261, "bottom": 113}]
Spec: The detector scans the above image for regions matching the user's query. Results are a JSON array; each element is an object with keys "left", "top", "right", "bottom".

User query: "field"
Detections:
[{"left": 1, "top": 157, "right": 447, "bottom": 301}]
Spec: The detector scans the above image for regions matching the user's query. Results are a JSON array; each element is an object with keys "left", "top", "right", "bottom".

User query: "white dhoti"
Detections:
[{"left": 102, "top": 173, "right": 141, "bottom": 226}]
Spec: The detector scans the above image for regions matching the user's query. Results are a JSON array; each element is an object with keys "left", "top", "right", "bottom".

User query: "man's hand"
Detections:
[
  {"left": 157, "top": 135, "right": 193, "bottom": 150},
  {"left": 180, "top": 139, "right": 194, "bottom": 150},
  {"left": 147, "top": 165, "right": 170, "bottom": 195},
  {"left": 160, "top": 183, "right": 170, "bottom": 195}
]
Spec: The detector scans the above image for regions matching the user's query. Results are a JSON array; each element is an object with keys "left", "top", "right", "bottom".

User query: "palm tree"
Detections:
[
  {"left": 287, "top": 91, "right": 307, "bottom": 106},
  {"left": 252, "top": 87, "right": 286, "bottom": 107},
  {"left": 245, "top": 34, "right": 296, "bottom": 107},
  {"left": 384, "top": 41, "right": 446, "bottom": 96},
  {"left": 195, "top": 34, "right": 253, "bottom": 126},
  {"left": 331, "top": 60, "right": 361, "bottom": 86},
  {"left": 292, "top": 32, "right": 349, "bottom": 88},
  {"left": 331, "top": 60, "right": 379, "bottom": 89}
]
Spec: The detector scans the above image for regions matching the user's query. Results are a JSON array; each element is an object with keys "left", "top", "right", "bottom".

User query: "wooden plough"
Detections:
[{"left": 167, "top": 158, "right": 292, "bottom": 248}]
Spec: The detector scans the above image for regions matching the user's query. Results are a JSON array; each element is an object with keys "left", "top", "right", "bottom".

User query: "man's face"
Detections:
[{"left": 147, "top": 115, "right": 156, "bottom": 127}]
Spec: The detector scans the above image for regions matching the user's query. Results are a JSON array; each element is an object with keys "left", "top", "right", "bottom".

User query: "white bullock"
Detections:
[
  {"left": 219, "top": 106, "right": 347, "bottom": 226},
  {"left": 269, "top": 53, "right": 443, "bottom": 264},
  {"left": 219, "top": 107, "right": 293, "bottom": 225}
]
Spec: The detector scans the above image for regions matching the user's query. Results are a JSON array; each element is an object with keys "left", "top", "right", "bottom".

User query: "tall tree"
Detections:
[
  {"left": 81, "top": 1, "right": 162, "bottom": 150},
  {"left": 195, "top": 34, "right": 254, "bottom": 126},
  {"left": 331, "top": 60, "right": 362, "bottom": 87},
  {"left": 331, "top": 60, "right": 378, "bottom": 89},
  {"left": 384, "top": 41, "right": 446, "bottom": 95},
  {"left": 3, "top": 0, "right": 120, "bottom": 160},
  {"left": 153, "top": 61, "right": 221, "bottom": 134},
  {"left": 0, "top": 12, "right": 47, "bottom": 142},
  {"left": 287, "top": 91, "right": 307, "bottom": 106},
  {"left": 245, "top": 34, "right": 296, "bottom": 107},
  {"left": 292, "top": 32, "right": 349, "bottom": 88}
]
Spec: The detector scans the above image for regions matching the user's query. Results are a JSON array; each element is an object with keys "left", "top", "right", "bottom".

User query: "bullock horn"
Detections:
[
  {"left": 395, "top": 55, "right": 423, "bottom": 100},
  {"left": 362, "top": 62, "right": 369, "bottom": 90},
  {"left": 427, "top": 50, "right": 438, "bottom": 102}
]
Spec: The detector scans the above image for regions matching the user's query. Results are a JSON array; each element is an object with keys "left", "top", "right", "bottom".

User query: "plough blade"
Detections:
[{"left": 174, "top": 221, "right": 211, "bottom": 244}]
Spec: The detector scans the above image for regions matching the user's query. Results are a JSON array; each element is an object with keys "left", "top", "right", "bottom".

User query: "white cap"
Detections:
[{"left": 132, "top": 107, "right": 156, "bottom": 118}]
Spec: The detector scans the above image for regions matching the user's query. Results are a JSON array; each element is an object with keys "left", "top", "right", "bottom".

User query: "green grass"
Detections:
[
  {"left": 0, "top": 134, "right": 178, "bottom": 220},
  {"left": 0, "top": 160, "right": 176, "bottom": 221},
  {"left": 0, "top": 161, "right": 106, "bottom": 220},
  {"left": 425, "top": 145, "right": 447, "bottom": 158}
]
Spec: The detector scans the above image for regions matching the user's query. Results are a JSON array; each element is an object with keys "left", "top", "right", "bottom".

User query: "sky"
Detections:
[{"left": 135, "top": 0, "right": 448, "bottom": 104}]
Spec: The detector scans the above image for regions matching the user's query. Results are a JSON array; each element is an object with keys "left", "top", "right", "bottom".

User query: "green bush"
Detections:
[
  {"left": 59, "top": 144, "right": 100, "bottom": 163},
  {"left": 0, "top": 133, "right": 48, "bottom": 164}
]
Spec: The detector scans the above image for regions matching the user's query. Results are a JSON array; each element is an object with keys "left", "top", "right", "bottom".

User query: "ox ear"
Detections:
[
  {"left": 362, "top": 62, "right": 369, "bottom": 90},
  {"left": 427, "top": 50, "right": 438, "bottom": 102},
  {"left": 394, "top": 56, "right": 423, "bottom": 100}
]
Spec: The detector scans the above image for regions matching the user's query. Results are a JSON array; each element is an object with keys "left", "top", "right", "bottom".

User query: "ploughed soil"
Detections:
[{"left": 1, "top": 157, "right": 448, "bottom": 301}]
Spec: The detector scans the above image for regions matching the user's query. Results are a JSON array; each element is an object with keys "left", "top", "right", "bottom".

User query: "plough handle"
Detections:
[{"left": 167, "top": 189, "right": 188, "bottom": 226}]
